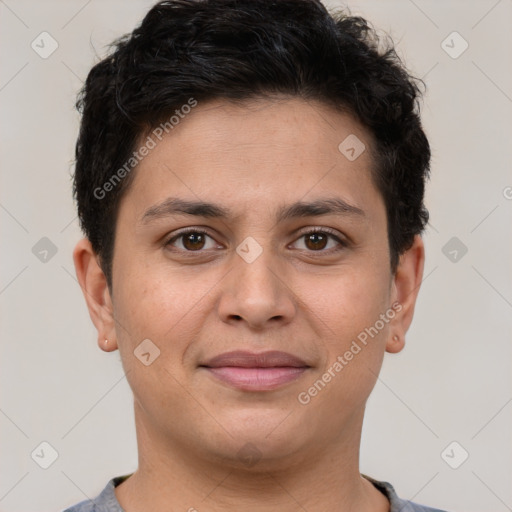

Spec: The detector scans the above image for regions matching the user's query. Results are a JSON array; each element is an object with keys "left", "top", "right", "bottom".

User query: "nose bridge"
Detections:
[
  {"left": 237, "top": 249, "right": 280, "bottom": 298},
  {"left": 218, "top": 242, "right": 295, "bottom": 328}
]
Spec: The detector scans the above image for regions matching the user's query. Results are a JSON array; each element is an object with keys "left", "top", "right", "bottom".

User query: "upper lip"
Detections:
[{"left": 201, "top": 350, "right": 309, "bottom": 368}]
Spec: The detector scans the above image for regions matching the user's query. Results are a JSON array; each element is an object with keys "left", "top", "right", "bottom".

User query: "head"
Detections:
[{"left": 73, "top": 0, "right": 429, "bottom": 470}]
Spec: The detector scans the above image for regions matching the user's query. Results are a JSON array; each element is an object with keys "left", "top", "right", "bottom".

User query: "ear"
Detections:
[
  {"left": 386, "top": 235, "right": 425, "bottom": 354},
  {"left": 73, "top": 238, "right": 118, "bottom": 352}
]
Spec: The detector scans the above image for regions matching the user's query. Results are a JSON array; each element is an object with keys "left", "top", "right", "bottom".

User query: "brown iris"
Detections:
[
  {"left": 182, "top": 232, "right": 206, "bottom": 250},
  {"left": 304, "top": 232, "right": 328, "bottom": 250}
]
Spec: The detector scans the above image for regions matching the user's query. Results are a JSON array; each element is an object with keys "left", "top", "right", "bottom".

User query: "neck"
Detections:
[{"left": 115, "top": 402, "right": 389, "bottom": 512}]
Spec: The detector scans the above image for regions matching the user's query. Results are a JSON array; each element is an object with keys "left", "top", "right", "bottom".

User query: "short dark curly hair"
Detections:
[{"left": 74, "top": 0, "right": 430, "bottom": 287}]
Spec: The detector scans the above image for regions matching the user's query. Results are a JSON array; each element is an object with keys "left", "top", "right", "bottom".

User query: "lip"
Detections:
[
  {"left": 200, "top": 350, "right": 310, "bottom": 391},
  {"left": 202, "top": 350, "right": 308, "bottom": 368}
]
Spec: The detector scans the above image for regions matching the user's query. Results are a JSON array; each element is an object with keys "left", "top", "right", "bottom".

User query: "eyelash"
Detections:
[{"left": 165, "top": 227, "right": 347, "bottom": 254}]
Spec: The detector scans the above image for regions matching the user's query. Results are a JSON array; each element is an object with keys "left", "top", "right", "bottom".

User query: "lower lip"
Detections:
[{"left": 204, "top": 367, "right": 308, "bottom": 391}]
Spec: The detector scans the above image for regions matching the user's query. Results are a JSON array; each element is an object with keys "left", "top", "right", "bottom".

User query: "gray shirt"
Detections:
[{"left": 62, "top": 473, "right": 448, "bottom": 512}]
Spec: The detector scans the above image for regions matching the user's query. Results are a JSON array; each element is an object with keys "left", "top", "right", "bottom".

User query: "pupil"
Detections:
[
  {"left": 184, "top": 233, "right": 205, "bottom": 250},
  {"left": 306, "top": 233, "right": 327, "bottom": 250}
]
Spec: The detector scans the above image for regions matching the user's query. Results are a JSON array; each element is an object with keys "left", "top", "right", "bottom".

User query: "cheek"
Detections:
[
  {"left": 114, "top": 279, "right": 181, "bottom": 350},
  {"left": 111, "top": 253, "right": 221, "bottom": 371},
  {"left": 308, "top": 261, "right": 391, "bottom": 336},
  {"left": 292, "top": 266, "right": 392, "bottom": 440},
  {"left": 110, "top": 262, "right": 207, "bottom": 420},
  {"left": 305, "top": 262, "right": 391, "bottom": 384}
]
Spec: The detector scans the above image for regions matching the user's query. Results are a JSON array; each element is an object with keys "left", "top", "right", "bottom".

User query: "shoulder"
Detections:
[
  {"left": 61, "top": 475, "right": 129, "bottom": 512},
  {"left": 362, "top": 474, "right": 450, "bottom": 512},
  {"left": 62, "top": 496, "right": 97, "bottom": 512}
]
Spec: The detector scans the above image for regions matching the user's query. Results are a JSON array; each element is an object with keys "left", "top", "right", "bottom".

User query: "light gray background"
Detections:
[{"left": 1, "top": 1, "right": 511, "bottom": 511}]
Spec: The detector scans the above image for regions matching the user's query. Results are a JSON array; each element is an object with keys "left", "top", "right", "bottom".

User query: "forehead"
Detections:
[
  {"left": 154, "top": 97, "right": 371, "bottom": 166},
  {"left": 121, "top": 97, "right": 383, "bottom": 222}
]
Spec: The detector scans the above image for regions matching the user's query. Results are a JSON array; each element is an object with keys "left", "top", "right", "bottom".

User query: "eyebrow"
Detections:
[{"left": 140, "top": 197, "right": 365, "bottom": 224}]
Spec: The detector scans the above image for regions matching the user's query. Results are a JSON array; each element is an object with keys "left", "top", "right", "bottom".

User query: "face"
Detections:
[{"left": 76, "top": 97, "right": 423, "bottom": 470}]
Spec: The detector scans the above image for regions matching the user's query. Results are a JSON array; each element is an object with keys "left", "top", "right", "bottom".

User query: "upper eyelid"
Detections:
[{"left": 294, "top": 226, "right": 341, "bottom": 237}]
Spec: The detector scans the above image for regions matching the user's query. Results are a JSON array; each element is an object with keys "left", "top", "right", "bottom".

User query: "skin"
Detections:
[{"left": 74, "top": 97, "right": 424, "bottom": 512}]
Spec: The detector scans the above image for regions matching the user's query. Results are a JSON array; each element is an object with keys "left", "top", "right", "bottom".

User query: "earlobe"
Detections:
[
  {"left": 386, "top": 236, "right": 425, "bottom": 354},
  {"left": 386, "top": 333, "right": 405, "bottom": 354},
  {"left": 73, "top": 239, "right": 118, "bottom": 352}
]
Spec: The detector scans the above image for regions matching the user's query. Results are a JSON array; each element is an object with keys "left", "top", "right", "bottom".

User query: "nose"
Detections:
[{"left": 217, "top": 249, "right": 296, "bottom": 330}]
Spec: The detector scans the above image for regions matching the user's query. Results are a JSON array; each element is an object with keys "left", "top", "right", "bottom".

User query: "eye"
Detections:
[
  {"left": 291, "top": 229, "right": 345, "bottom": 252},
  {"left": 165, "top": 227, "right": 346, "bottom": 254},
  {"left": 166, "top": 229, "right": 219, "bottom": 251}
]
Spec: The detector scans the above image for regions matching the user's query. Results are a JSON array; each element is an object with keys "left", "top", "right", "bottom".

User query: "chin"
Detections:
[{"left": 204, "top": 408, "right": 309, "bottom": 465}]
